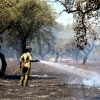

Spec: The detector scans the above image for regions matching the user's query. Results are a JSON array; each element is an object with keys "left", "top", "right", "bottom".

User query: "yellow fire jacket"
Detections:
[{"left": 19, "top": 52, "right": 33, "bottom": 68}]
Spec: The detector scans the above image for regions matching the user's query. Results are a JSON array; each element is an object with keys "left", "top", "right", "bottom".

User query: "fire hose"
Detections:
[
  {"left": 0, "top": 62, "right": 27, "bottom": 76},
  {"left": 0, "top": 59, "right": 40, "bottom": 76},
  {"left": 0, "top": 66, "right": 21, "bottom": 76}
]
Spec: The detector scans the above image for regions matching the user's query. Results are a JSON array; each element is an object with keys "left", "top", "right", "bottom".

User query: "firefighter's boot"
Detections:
[
  {"left": 24, "top": 75, "right": 28, "bottom": 86},
  {"left": 20, "top": 76, "right": 24, "bottom": 86}
]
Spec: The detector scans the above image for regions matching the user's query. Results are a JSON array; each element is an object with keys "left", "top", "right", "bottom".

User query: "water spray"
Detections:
[{"left": 40, "top": 60, "right": 100, "bottom": 87}]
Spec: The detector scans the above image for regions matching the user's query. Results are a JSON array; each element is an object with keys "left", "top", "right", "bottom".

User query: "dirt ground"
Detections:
[{"left": 0, "top": 62, "right": 100, "bottom": 100}]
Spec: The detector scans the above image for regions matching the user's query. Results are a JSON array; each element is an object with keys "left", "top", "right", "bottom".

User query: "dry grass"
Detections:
[
  {"left": 77, "top": 64, "right": 90, "bottom": 70},
  {"left": 6, "top": 58, "right": 17, "bottom": 68},
  {"left": 5, "top": 58, "right": 100, "bottom": 75}
]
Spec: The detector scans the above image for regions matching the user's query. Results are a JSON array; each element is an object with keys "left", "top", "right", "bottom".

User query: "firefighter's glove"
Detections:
[
  {"left": 31, "top": 59, "right": 40, "bottom": 62},
  {"left": 34, "top": 59, "right": 40, "bottom": 62},
  {"left": 36, "top": 59, "right": 40, "bottom": 62}
]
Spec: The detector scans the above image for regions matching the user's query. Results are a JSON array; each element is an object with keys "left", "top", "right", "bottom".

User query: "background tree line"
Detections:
[
  {"left": 0, "top": 0, "right": 56, "bottom": 76},
  {"left": 1, "top": 0, "right": 100, "bottom": 76},
  {"left": 47, "top": 0, "right": 100, "bottom": 64}
]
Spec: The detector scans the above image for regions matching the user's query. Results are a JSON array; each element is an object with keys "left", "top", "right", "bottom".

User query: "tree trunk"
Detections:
[
  {"left": 38, "top": 41, "right": 42, "bottom": 55},
  {"left": 75, "top": 48, "right": 79, "bottom": 62},
  {"left": 55, "top": 51, "right": 59, "bottom": 62},
  {"left": 0, "top": 52, "right": 7, "bottom": 77},
  {"left": 83, "top": 55, "right": 88, "bottom": 65},
  {"left": 82, "top": 53, "right": 90, "bottom": 65},
  {"left": 22, "top": 36, "right": 27, "bottom": 54}
]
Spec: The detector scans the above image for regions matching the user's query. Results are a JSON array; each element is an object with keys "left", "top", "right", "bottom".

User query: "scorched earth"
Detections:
[{"left": 0, "top": 61, "right": 100, "bottom": 100}]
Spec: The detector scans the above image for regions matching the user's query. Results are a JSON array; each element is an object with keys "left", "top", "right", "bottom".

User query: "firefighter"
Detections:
[{"left": 19, "top": 46, "right": 39, "bottom": 86}]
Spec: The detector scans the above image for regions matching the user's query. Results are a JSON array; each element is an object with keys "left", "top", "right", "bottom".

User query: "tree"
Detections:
[
  {"left": 50, "top": 0, "right": 100, "bottom": 49},
  {"left": 0, "top": 0, "right": 21, "bottom": 76},
  {"left": 52, "top": 22, "right": 76, "bottom": 62},
  {"left": 47, "top": 0, "right": 100, "bottom": 65},
  {"left": 0, "top": 0, "right": 56, "bottom": 76},
  {"left": 0, "top": 0, "right": 20, "bottom": 34},
  {"left": 4, "top": 0, "right": 55, "bottom": 54}
]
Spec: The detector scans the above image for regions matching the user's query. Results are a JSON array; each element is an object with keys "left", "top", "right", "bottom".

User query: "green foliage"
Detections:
[
  {"left": 31, "top": 39, "right": 40, "bottom": 44},
  {"left": 0, "top": 0, "right": 56, "bottom": 54},
  {"left": 13, "top": 0, "right": 55, "bottom": 38},
  {"left": 30, "top": 39, "right": 40, "bottom": 53},
  {"left": 0, "top": 0, "right": 21, "bottom": 30}
]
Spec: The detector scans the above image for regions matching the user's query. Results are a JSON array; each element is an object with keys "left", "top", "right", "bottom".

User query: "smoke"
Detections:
[
  {"left": 40, "top": 61, "right": 100, "bottom": 87},
  {"left": 83, "top": 73, "right": 100, "bottom": 87}
]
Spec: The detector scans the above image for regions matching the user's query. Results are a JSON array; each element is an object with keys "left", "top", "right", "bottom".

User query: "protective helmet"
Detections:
[
  {"left": 26, "top": 46, "right": 32, "bottom": 49},
  {"left": 25, "top": 46, "right": 32, "bottom": 52}
]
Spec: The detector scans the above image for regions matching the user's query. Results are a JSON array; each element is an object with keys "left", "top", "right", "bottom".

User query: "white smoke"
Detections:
[
  {"left": 83, "top": 73, "right": 100, "bottom": 87},
  {"left": 40, "top": 61, "right": 100, "bottom": 87}
]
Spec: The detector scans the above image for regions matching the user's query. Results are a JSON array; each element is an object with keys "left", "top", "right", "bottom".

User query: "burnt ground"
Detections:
[{"left": 0, "top": 62, "right": 100, "bottom": 100}]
